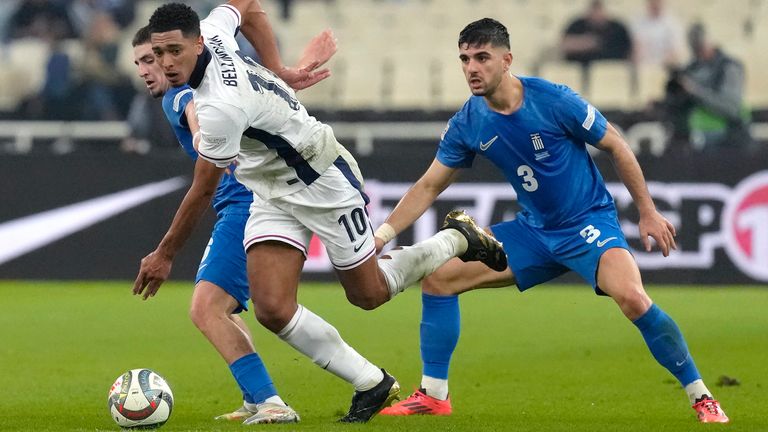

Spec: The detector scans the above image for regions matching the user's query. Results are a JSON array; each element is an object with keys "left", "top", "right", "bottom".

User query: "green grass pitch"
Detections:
[{"left": 0, "top": 281, "right": 765, "bottom": 431}]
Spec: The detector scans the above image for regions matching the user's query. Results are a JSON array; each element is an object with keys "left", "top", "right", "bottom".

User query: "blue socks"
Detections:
[
  {"left": 633, "top": 304, "right": 701, "bottom": 386},
  {"left": 229, "top": 353, "right": 278, "bottom": 404},
  {"left": 421, "top": 293, "right": 460, "bottom": 379}
]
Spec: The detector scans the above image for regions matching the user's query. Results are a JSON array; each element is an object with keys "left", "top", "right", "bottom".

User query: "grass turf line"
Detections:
[{"left": 0, "top": 281, "right": 765, "bottom": 431}]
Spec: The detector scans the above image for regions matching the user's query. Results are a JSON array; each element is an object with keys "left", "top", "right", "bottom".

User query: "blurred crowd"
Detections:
[
  {"left": 0, "top": 0, "right": 758, "bottom": 155},
  {"left": 560, "top": 0, "right": 752, "bottom": 153},
  {"left": 1, "top": 0, "right": 137, "bottom": 121}
]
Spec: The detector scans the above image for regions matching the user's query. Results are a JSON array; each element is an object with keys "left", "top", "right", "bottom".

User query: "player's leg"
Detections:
[
  {"left": 334, "top": 209, "right": 507, "bottom": 310},
  {"left": 189, "top": 213, "right": 293, "bottom": 423},
  {"left": 596, "top": 248, "right": 728, "bottom": 423},
  {"left": 383, "top": 220, "right": 560, "bottom": 416},
  {"left": 244, "top": 195, "right": 398, "bottom": 423},
  {"left": 190, "top": 282, "right": 288, "bottom": 421},
  {"left": 301, "top": 162, "right": 505, "bottom": 309},
  {"left": 381, "top": 257, "right": 515, "bottom": 416}
]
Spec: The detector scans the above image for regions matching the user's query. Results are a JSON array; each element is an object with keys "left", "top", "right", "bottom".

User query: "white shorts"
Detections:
[{"left": 243, "top": 164, "right": 376, "bottom": 270}]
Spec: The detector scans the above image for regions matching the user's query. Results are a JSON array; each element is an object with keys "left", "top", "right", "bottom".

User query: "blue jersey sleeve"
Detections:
[
  {"left": 553, "top": 85, "right": 607, "bottom": 146},
  {"left": 436, "top": 116, "right": 475, "bottom": 168},
  {"left": 162, "top": 86, "right": 196, "bottom": 158}
]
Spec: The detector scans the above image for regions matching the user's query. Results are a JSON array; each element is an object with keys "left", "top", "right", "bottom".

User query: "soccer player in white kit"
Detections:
[{"left": 135, "top": 1, "right": 506, "bottom": 422}]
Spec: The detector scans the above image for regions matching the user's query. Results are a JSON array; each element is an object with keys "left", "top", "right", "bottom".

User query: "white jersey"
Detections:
[{"left": 193, "top": 5, "right": 344, "bottom": 200}]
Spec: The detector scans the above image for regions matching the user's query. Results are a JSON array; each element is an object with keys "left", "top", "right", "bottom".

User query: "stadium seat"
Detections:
[
  {"left": 588, "top": 60, "right": 634, "bottom": 110},
  {"left": 337, "top": 54, "right": 385, "bottom": 109},
  {"left": 0, "top": 67, "right": 29, "bottom": 111},
  {"left": 538, "top": 61, "right": 585, "bottom": 94},
  {"left": 438, "top": 57, "right": 471, "bottom": 111},
  {"left": 296, "top": 56, "right": 340, "bottom": 110},
  {"left": 744, "top": 46, "right": 768, "bottom": 108},
  {"left": 6, "top": 38, "right": 49, "bottom": 99},
  {"left": 636, "top": 64, "right": 669, "bottom": 108},
  {"left": 387, "top": 58, "right": 436, "bottom": 110}
]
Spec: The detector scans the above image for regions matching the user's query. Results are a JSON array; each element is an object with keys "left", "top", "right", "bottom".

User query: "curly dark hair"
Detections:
[
  {"left": 458, "top": 18, "right": 510, "bottom": 50},
  {"left": 132, "top": 25, "right": 151, "bottom": 47},
  {"left": 148, "top": 2, "right": 200, "bottom": 38}
]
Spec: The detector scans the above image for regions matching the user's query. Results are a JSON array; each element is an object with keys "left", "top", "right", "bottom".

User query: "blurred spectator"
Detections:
[
  {"left": 18, "top": 11, "right": 77, "bottom": 120},
  {"left": 0, "top": 1, "right": 22, "bottom": 41},
  {"left": 276, "top": 0, "right": 294, "bottom": 21},
  {"left": 22, "top": 40, "right": 76, "bottom": 120},
  {"left": 630, "top": 0, "right": 685, "bottom": 67},
  {"left": 663, "top": 23, "right": 751, "bottom": 153},
  {"left": 121, "top": 92, "right": 178, "bottom": 155},
  {"left": 561, "top": 0, "right": 632, "bottom": 66},
  {"left": 68, "top": 0, "right": 136, "bottom": 32},
  {"left": 5, "top": 0, "right": 77, "bottom": 41},
  {"left": 77, "top": 11, "right": 134, "bottom": 120}
]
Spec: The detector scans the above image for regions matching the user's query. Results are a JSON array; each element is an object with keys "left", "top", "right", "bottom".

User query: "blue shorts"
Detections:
[
  {"left": 491, "top": 212, "right": 630, "bottom": 294},
  {"left": 196, "top": 209, "right": 250, "bottom": 313}
]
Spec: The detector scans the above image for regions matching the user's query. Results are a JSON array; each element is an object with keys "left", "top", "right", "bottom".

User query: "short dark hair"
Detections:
[
  {"left": 458, "top": 18, "right": 510, "bottom": 50},
  {"left": 148, "top": 2, "right": 201, "bottom": 38},
  {"left": 132, "top": 25, "right": 151, "bottom": 47}
]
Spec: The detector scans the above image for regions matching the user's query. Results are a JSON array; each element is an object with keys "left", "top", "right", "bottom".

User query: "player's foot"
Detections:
[
  {"left": 338, "top": 369, "right": 400, "bottom": 423},
  {"left": 214, "top": 405, "right": 255, "bottom": 421},
  {"left": 380, "top": 388, "right": 452, "bottom": 416},
  {"left": 242, "top": 402, "right": 300, "bottom": 424},
  {"left": 441, "top": 210, "right": 507, "bottom": 271},
  {"left": 692, "top": 396, "right": 729, "bottom": 423}
]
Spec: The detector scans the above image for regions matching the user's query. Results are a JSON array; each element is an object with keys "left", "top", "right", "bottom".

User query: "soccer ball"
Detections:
[{"left": 107, "top": 368, "right": 174, "bottom": 429}]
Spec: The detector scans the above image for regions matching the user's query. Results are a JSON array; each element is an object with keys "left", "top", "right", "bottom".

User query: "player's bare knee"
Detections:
[
  {"left": 253, "top": 306, "right": 291, "bottom": 333},
  {"left": 422, "top": 272, "right": 457, "bottom": 295},
  {"left": 615, "top": 286, "right": 652, "bottom": 320}
]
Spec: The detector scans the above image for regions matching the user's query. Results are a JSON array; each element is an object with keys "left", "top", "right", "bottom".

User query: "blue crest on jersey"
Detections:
[{"left": 437, "top": 76, "right": 614, "bottom": 228}]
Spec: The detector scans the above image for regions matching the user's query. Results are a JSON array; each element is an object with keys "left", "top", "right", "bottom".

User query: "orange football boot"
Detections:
[
  {"left": 692, "top": 397, "right": 729, "bottom": 423},
  {"left": 380, "top": 388, "right": 452, "bottom": 416}
]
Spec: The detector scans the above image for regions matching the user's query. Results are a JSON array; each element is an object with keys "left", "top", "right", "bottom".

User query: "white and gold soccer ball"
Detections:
[{"left": 107, "top": 368, "right": 174, "bottom": 429}]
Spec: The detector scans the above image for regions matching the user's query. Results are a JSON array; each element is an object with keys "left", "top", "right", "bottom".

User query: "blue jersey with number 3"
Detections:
[
  {"left": 437, "top": 76, "right": 614, "bottom": 229},
  {"left": 162, "top": 85, "right": 252, "bottom": 214}
]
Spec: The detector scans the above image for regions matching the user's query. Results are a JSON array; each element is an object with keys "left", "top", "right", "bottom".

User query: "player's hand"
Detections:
[
  {"left": 638, "top": 209, "right": 677, "bottom": 257},
  {"left": 297, "top": 29, "right": 337, "bottom": 70},
  {"left": 277, "top": 64, "right": 331, "bottom": 90},
  {"left": 132, "top": 250, "right": 173, "bottom": 300},
  {"left": 280, "top": 29, "right": 337, "bottom": 90}
]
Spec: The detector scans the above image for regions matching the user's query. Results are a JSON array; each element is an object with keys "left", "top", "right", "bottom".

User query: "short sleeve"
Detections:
[
  {"left": 553, "top": 85, "right": 607, "bottom": 145},
  {"left": 196, "top": 103, "right": 248, "bottom": 168},
  {"left": 173, "top": 88, "right": 193, "bottom": 128},
  {"left": 436, "top": 117, "right": 475, "bottom": 168},
  {"left": 201, "top": 4, "right": 241, "bottom": 37}
]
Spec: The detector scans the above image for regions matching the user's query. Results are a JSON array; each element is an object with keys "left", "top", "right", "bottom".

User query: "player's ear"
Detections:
[
  {"left": 503, "top": 51, "right": 512, "bottom": 72},
  {"left": 195, "top": 35, "right": 204, "bottom": 55}
]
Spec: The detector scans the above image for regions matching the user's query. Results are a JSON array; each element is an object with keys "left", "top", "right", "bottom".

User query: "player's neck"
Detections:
[{"left": 484, "top": 73, "right": 522, "bottom": 115}]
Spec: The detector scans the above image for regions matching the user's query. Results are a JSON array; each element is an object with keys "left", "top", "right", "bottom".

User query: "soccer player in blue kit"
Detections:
[
  {"left": 376, "top": 18, "right": 728, "bottom": 423},
  {"left": 129, "top": 9, "right": 336, "bottom": 424}
]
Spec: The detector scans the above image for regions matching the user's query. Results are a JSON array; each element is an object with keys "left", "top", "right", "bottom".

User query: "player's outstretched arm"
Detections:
[
  {"left": 374, "top": 159, "right": 459, "bottom": 252},
  {"left": 290, "top": 29, "right": 337, "bottom": 90},
  {"left": 226, "top": 0, "right": 335, "bottom": 90},
  {"left": 133, "top": 158, "right": 224, "bottom": 299},
  {"left": 597, "top": 123, "right": 677, "bottom": 256}
]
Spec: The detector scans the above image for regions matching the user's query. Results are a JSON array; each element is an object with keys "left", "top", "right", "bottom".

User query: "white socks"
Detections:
[
  {"left": 244, "top": 395, "right": 286, "bottom": 411},
  {"left": 685, "top": 379, "right": 713, "bottom": 404},
  {"left": 277, "top": 305, "right": 383, "bottom": 391},
  {"left": 378, "top": 229, "right": 467, "bottom": 298},
  {"left": 421, "top": 375, "right": 449, "bottom": 400}
]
